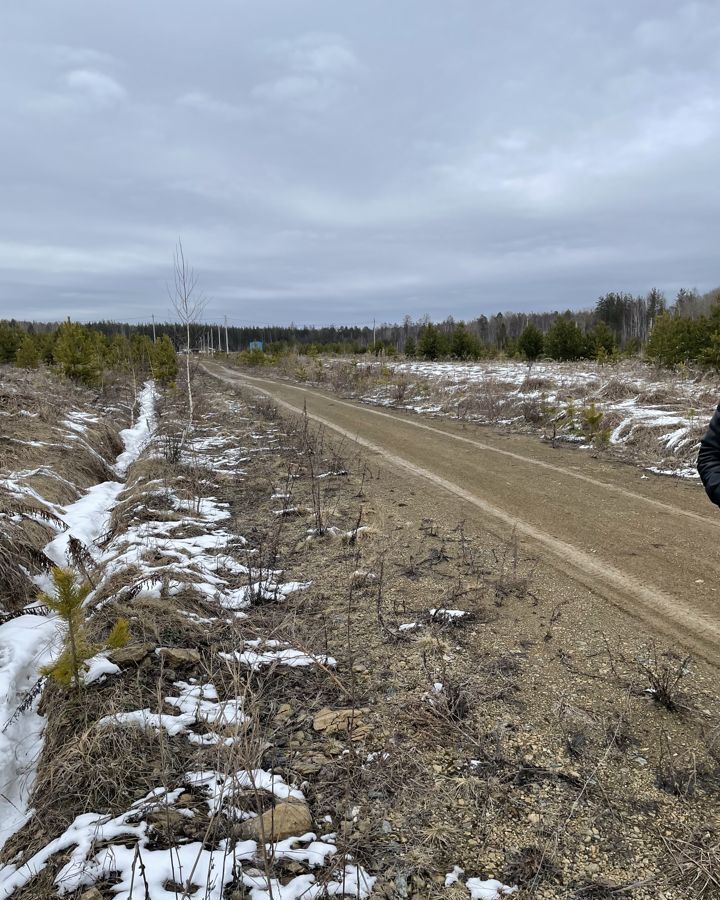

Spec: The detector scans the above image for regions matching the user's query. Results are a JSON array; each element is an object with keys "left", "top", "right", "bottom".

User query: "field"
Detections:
[{"left": 0, "top": 364, "right": 719, "bottom": 899}]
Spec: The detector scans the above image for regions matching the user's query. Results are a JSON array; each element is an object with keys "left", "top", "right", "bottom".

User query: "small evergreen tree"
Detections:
[
  {"left": 581, "top": 402, "right": 610, "bottom": 447},
  {"left": 0, "top": 321, "right": 22, "bottom": 363},
  {"left": 404, "top": 335, "right": 416, "bottom": 357},
  {"left": 15, "top": 334, "right": 40, "bottom": 369},
  {"left": 646, "top": 313, "right": 710, "bottom": 366},
  {"left": 544, "top": 317, "right": 587, "bottom": 361},
  {"left": 53, "top": 322, "right": 102, "bottom": 385},
  {"left": 450, "top": 322, "right": 480, "bottom": 359},
  {"left": 702, "top": 333, "right": 720, "bottom": 369},
  {"left": 589, "top": 321, "right": 616, "bottom": 359},
  {"left": 40, "top": 568, "right": 129, "bottom": 692},
  {"left": 150, "top": 335, "right": 178, "bottom": 386},
  {"left": 417, "top": 323, "right": 448, "bottom": 360},
  {"left": 517, "top": 324, "right": 544, "bottom": 362}
]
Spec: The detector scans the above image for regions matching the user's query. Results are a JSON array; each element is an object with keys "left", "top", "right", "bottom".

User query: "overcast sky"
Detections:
[{"left": 1, "top": 1, "right": 718, "bottom": 326}]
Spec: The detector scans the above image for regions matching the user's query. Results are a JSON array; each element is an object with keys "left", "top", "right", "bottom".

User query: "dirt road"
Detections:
[{"left": 206, "top": 363, "right": 720, "bottom": 665}]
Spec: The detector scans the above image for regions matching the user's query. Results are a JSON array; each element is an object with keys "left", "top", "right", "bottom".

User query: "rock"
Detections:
[
  {"left": 146, "top": 808, "right": 190, "bottom": 830},
  {"left": 394, "top": 873, "right": 409, "bottom": 898},
  {"left": 274, "top": 703, "right": 293, "bottom": 723},
  {"left": 80, "top": 890, "right": 103, "bottom": 900},
  {"left": 293, "top": 753, "right": 331, "bottom": 776},
  {"left": 241, "top": 801, "right": 312, "bottom": 842},
  {"left": 350, "top": 570, "right": 378, "bottom": 588},
  {"left": 312, "top": 707, "right": 370, "bottom": 739},
  {"left": 156, "top": 647, "right": 201, "bottom": 666},
  {"left": 108, "top": 643, "right": 154, "bottom": 665}
]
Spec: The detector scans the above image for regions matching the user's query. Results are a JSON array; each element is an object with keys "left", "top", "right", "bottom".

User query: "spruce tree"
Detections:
[
  {"left": 544, "top": 317, "right": 587, "bottom": 361},
  {"left": 517, "top": 324, "right": 544, "bottom": 362},
  {"left": 450, "top": 322, "right": 480, "bottom": 359}
]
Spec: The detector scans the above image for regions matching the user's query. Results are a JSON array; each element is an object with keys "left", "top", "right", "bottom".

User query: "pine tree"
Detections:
[
  {"left": 404, "top": 335, "right": 416, "bottom": 358},
  {"left": 15, "top": 334, "right": 40, "bottom": 369},
  {"left": 53, "top": 322, "right": 102, "bottom": 385},
  {"left": 589, "top": 321, "right": 616, "bottom": 359},
  {"left": 150, "top": 335, "right": 178, "bottom": 386},
  {"left": 0, "top": 322, "right": 22, "bottom": 363},
  {"left": 40, "top": 568, "right": 129, "bottom": 692}
]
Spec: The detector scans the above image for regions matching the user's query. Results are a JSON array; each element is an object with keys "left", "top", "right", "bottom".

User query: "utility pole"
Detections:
[
  {"left": 224, "top": 315, "right": 229, "bottom": 353},
  {"left": 217, "top": 323, "right": 222, "bottom": 353},
  {"left": 151, "top": 314, "right": 156, "bottom": 343},
  {"left": 373, "top": 318, "right": 376, "bottom": 352}
]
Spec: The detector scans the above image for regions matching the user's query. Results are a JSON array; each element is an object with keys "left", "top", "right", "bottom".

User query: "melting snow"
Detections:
[
  {"left": 220, "top": 638, "right": 336, "bottom": 670},
  {"left": 0, "top": 382, "right": 157, "bottom": 852}
]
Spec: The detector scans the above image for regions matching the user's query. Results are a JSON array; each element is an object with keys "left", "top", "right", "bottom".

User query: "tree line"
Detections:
[
  {"left": 2, "top": 283, "right": 720, "bottom": 368},
  {"left": 0, "top": 320, "right": 177, "bottom": 387}
]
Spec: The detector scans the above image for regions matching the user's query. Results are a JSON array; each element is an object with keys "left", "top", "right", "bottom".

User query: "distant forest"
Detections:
[{"left": 2, "top": 285, "right": 720, "bottom": 367}]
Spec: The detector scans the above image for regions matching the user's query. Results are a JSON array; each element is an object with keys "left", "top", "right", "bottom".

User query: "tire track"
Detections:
[{"left": 207, "top": 365, "right": 720, "bottom": 664}]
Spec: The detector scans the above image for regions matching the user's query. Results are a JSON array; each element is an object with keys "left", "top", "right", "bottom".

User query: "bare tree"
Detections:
[{"left": 168, "top": 241, "right": 206, "bottom": 423}]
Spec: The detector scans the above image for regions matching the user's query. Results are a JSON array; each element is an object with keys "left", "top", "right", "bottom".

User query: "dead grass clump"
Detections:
[
  {"left": 91, "top": 591, "right": 215, "bottom": 649},
  {"left": 0, "top": 500, "right": 58, "bottom": 609},
  {"left": 503, "top": 844, "right": 561, "bottom": 888},
  {"left": 636, "top": 384, "right": 678, "bottom": 406},
  {"left": 665, "top": 827, "right": 720, "bottom": 898},
  {"left": 518, "top": 397, "right": 546, "bottom": 425},
  {"left": 593, "top": 377, "right": 639, "bottom": 402},
  {"left": 637, "top": 646, "right": 691, "bottom": 711},
  {"left": 456, "top": 379, "right": 512, "bottom": 423},
  {"left": 28, "top": 676, "right": 194, "bottom": 843},
  {"left": 522, "top": 375, "right": 553, "bottom": 391}
]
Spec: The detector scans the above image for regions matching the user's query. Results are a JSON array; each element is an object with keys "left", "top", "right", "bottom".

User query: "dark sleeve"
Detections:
[{"left": 697, "top": 404, "right": 720, "bottom": 506}]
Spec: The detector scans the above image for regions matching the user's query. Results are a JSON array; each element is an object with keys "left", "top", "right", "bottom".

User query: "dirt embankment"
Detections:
[{"left": 0, "top": 368, "right": 124, "bottom": 611}]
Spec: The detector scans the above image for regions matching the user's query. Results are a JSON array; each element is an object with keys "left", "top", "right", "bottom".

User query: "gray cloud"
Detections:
[{"left": 0, "top": 0, "right": 718, "bottom": 326}]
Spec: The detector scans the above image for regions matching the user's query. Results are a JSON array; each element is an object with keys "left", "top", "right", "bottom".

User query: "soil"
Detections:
[
  {"left": 202, "top": 370, "right": 720, "bottom": 899},
  {"left": 206, "top": 363, "right": 720, "bottom": 668}
]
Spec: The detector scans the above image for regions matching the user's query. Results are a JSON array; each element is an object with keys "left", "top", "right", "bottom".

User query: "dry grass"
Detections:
[{"left": 0, "top": 368, "right": 127, "bottom": 608}]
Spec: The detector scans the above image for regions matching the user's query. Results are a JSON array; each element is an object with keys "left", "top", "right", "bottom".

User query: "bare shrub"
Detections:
[
  {"left": 491, "top": 529, "right": 531, "bottom": 603},
  {"left": 457, "top": 378, "right": 511, "bottom": 423},
  {"left": 392, "top": 376, "right": 409, "bottom": 405},
  {"left": 637, "top": 645, "right": 691, "bottom": 711},
  {"left": 159, "top": 428, "right": 184, "bottom": 464}
]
